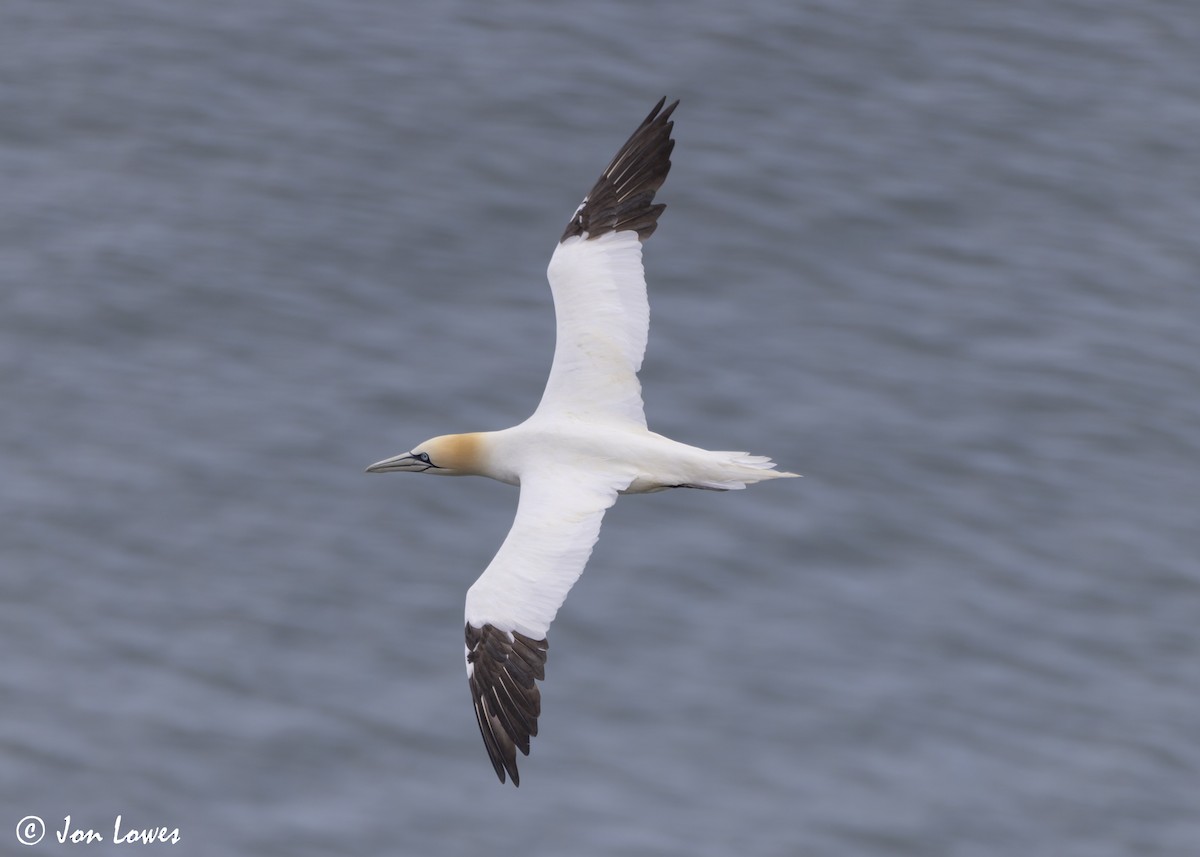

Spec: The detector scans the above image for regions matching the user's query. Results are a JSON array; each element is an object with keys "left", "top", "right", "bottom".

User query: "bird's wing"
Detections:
[
  {"left": 463, "top": 466, "right": 631, "bottom": 785},
  {"left": 533, "top": 98, "right": 678, "bottom": 427}
]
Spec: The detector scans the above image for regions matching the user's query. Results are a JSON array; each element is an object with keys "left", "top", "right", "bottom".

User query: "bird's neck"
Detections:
[{"left": 446, "top": 431, "right": 520, "bottom": 486}]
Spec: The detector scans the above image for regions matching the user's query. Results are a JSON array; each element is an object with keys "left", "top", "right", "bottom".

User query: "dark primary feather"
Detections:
[
  {"left": 465, "top": 623, "right": 548, "bottom": 786},
  {"left": 560, "top": 97, "right": 678, "bottom": 243}
]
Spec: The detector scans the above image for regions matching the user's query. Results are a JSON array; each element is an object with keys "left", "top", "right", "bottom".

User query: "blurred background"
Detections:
[{"left": 2, "top": 1, "right": 1197, "bottom": 854}]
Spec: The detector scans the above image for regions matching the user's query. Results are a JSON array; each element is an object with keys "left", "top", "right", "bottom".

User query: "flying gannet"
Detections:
[{"left": 367, "top": 98, "right": 798, "bottom": 786}]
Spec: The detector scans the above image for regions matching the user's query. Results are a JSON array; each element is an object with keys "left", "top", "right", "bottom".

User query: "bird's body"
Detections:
[
  {"left": 368, "top": 99, "right": 797, "bottom": 785},
  {"left": 415, "top": 423, "right": 788, "bottom": 494}
]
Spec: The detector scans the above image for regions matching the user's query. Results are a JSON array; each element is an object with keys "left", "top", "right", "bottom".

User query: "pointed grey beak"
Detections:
[{"left": 365, "top": 453, "right": 426, "bottom": 474}]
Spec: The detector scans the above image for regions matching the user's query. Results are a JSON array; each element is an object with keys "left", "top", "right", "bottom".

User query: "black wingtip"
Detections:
[
  {"left": 560, "top": 98, "right": 679, "bottom": 243},
  {"left": 466, "top": 623, "right": 548, "bottom": 787},
  {"left": 642, "top": 96, "right": 680, "bottom": 126}
]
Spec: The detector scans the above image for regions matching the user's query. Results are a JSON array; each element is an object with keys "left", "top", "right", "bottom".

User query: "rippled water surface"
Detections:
[{"left": 3, "top": 2, "right": 1198, "bottom": 854}]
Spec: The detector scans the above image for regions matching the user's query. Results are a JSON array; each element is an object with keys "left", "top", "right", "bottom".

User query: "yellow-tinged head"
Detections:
[{"left": 365, "top": 433, "right": 484, "bottom": 477}]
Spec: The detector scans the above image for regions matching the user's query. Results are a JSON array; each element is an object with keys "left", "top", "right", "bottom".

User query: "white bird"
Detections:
[{"left": 367, "top": 98, "right": 798, "bottom": 786}]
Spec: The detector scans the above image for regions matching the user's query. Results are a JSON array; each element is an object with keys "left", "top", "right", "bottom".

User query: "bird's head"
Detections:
[{"left": 365, "top": 433, "right": 483, "bottom": 477}]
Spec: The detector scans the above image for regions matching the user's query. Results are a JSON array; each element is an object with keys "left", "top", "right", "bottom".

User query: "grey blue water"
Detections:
[{"left": 3, "top": 2, "right": 1198, "bottom": 854}]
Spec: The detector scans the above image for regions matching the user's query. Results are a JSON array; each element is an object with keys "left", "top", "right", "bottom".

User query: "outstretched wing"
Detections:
[
  {"left": 463, "top": 467, "right": 631, "bottom": 785},
  {"left": 534, "top": 98, "right": 678, "bottom": 427}
]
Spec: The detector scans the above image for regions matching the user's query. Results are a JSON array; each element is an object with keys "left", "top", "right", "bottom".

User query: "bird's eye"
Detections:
[{"left": 417, "top": 452, "right": 431, "bottom": 463}]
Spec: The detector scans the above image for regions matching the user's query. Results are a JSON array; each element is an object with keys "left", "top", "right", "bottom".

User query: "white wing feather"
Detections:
[
  {"left": 464, "top": 466, "right": 629, "bottom": 639},
  {"left": 534, "top": 231, "right": 650, "bottom": 426}
]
